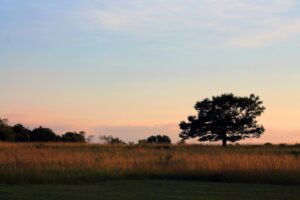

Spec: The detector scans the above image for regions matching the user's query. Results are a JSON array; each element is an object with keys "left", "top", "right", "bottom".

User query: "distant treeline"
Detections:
[
  {"left": 0, "top": 118, "right": 173, "bottom": 144},
  {"left": 0, "top": 118, "right": 86, "bottom": 142}
]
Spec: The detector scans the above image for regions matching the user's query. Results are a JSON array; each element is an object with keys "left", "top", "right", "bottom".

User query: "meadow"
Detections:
[{"left": 0, "top": 143, "right": 299, "bottom": 184}]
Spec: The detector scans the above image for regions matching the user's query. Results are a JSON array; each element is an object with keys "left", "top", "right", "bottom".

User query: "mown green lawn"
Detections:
[{"left": 0, "top": 180, "right": 299, "bottom": 200}]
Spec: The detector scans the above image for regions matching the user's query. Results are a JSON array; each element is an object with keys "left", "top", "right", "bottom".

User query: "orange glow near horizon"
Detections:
[{"left": 2, "top": 100, "right": 300, "bottom": 144}]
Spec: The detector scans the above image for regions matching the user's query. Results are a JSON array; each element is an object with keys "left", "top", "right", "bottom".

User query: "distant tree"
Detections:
[
  {"left": 30, "top": 126, "right": 60, "bottom": 142},
  {"left": 12, "top": 124, "right": 31, "bottom": 142},
  {"left": 99, "top": 135, "right": 126, "bottom": 144},
  {"left": 62, "top": 131, "right": 86, "bottom": 142},
  {"left": 0, "top": 119, "right": 15, "bottom": 142},
  {"left": 146, "top": 135, "right": 171, "bottom": 144},
  {"left": 179, "top": 93, "right": 265, "bottom": 147}
]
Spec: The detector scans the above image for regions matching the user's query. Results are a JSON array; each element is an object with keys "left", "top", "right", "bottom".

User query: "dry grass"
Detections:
[{"left": 0, "top": 143, "right": 299, "bottom": 184}]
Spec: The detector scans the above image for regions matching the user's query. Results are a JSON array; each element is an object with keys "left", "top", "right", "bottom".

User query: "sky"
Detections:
[{"left": 0, "top": 0, "right": 300, "bottom": 143}]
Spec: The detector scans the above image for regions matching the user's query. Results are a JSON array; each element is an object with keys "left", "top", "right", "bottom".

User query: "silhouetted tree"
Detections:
[
  {"left": 99, "top": 135, "right": 126, "bottom": 144},
  {"left": 0, "top": 119, "right": 15, "bottom": 141},
  {"left": 30, "top": 126, "right": 61, "bottom": 142},
  {"left": 62, "top": 131, "right": 86, "bottom": 142},
  {"left": 179, "top": 94, "right": 265, "bottom": 146},
  {"left": 12, "top": 124, "right": 31, "bottom": 142},
  {"left": 146, "top": 135, "right": 171, "bottom": 144}
]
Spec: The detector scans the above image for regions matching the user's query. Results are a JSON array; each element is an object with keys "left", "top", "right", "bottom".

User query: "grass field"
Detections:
[
  {"left": 0, "top": 180, "right": 300, "bottom": 200},
  {"left": 0, "top": 143, "right": 299, "bottom": 184}
]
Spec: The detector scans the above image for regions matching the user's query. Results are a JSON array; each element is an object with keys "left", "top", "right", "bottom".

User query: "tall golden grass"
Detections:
[{"left": 0, "top": 143, "right": 299, "bottom": 184}]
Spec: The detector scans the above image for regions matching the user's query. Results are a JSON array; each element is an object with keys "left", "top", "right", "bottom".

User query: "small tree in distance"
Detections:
[
  {"left": 12, "top": 124, "right": 31, "bottom": 142},
  {"left": 146, "top": 135, "right": 171, "bottom": 144},
  {"left": 99, "top": 135, "right": 126, "bottom": 144},
  {"left": 179, "top": 93, "right": 265, "bottom": 147},
  {"left": 0, "top": 119, "right": 15, "bottom": 142},
  {"left": 62, "top": 131, "right": 86, "bottom": 142},
  {"left": 30, "top": 126, "right": 60, "bottom": 142}
]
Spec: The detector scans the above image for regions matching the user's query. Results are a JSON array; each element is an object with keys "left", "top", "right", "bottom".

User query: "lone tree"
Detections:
[{"left": 179, "top": 94, "right": 265, "bottom": 146}]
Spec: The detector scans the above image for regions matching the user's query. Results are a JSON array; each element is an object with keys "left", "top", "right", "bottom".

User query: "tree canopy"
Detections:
[
  {"left": 179, "top": 94, "right": 265, "bottom": 146},
  {"left": 30, "top": 127, "right": 60, "bottom": 142}
]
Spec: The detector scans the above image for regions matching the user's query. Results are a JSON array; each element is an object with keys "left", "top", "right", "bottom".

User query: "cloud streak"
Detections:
[{"left": 82, "top": 0, "right": 300, "bottom": 47}]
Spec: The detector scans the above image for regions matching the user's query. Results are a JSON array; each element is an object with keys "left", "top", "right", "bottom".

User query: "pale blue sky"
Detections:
[{"left": 1, "top": 0, "right": 300, "bottom": 143}]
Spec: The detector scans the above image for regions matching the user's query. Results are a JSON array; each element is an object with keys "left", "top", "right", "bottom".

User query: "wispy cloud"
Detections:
[{"left": 81, "top": 0, "right": 300, "bottom": 47}]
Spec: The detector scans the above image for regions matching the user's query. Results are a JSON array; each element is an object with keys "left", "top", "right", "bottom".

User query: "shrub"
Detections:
[
  {"left": 146, "top": 135, "right": 171, "bottom": 144},
  {"left": 62, "top": 131, "right": 86, "bottom": 142}
]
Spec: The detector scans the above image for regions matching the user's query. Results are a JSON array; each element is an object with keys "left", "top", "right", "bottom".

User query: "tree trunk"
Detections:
[{"left": 222, "top": 135, "right": 227, "bottom": 147}]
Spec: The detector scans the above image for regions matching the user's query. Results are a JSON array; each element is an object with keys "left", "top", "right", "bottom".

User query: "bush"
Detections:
[
  {"left": 146, "top": 135, "right": 171, "bottom": 144},
  {"left": 62, "top": 131, "right": 86, "bottom": 142},
  {"left": 99, "top": 135, "right": 126, "bottom": 144}
]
